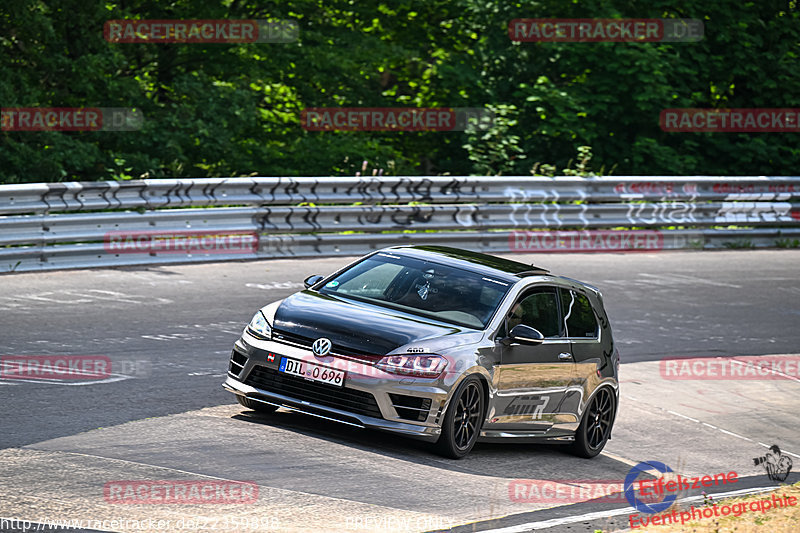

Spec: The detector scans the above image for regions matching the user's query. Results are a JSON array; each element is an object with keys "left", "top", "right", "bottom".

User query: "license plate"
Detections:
[{"left": 279, "top": 357, "right": 345, "bottom": 387}]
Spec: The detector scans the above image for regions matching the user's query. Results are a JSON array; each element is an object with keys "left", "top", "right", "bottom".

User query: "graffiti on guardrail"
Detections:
[
  {"left": 2, "top": 177, "right": 799, "bottom": 272},
  {"left": 504, "top": 199, "right": 703, "bottom": 227},
  {"left": 4, "top": 177, "right": 799, "bottom": 215},
  {"left": 626, "top": 200, "right": 698, "bottom": 225},
  {"left": 255, "top": 203, "right": 488, "bottom": 231},
  {"left": 714, "top": 202, "right": 795, "bottom": 223},
  {"left": 502, "top": 186, "right": 728, "bottom": 227},
  {"left": 504, "top": 186, "right": 575, "bottom": 202},
  {"left": 722, "top": 192, "right": 797, "bottom": 201},
  {"left": 504, "top": 186, "right": 587, "bottom": 227}
]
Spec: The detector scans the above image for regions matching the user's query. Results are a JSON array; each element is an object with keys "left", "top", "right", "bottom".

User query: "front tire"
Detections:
[
  {"left": 236, "top": 395, "right": 279, "bottom": 414},
  {"left": 569, "top": 387, "right": 615, "bottom": 458},
  {"left": 435, "top": 376, "right": 485, "bottom": 459}
]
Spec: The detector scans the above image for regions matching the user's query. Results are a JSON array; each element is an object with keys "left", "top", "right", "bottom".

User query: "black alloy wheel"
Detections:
[
  {"left": 435, "top": 376, "right": 485, "bottom": 459},
  {"left": 570, "top": 387, "right": 615, "bottom": 458}
]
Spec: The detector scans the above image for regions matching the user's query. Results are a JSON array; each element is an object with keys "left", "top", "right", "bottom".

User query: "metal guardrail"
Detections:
[
  {"left": 1, "top": 176, "right": 798, "bottom": 273},
  {"left": 2, "top": 176, "right": 800, "bottom": 214}
]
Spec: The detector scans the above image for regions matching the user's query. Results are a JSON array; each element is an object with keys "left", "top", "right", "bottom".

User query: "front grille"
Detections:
[
  {"left": 271, "top": 329, "right": 380, "bottom": 360},
  {"left": 229, "top": 350, "right": 247, "bottom": 376},
  {"left": 244, "top": 366, "right": 383, "bottom": 419},
  {"left": 389, "top": 393, "right": 432, "bottom": 422}
]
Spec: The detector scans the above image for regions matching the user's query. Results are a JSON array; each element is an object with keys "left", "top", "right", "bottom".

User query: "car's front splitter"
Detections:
[{"left": 223, "top": 375, "right": 442, "bottom": 443}]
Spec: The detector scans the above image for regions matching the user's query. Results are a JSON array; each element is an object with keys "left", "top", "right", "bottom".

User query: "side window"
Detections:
[
  {"left": 560, "top": 290, "right": 599, "bottom": 338},
  {"left": 509, "top": 289, "right": 562, "bottom": 338}
]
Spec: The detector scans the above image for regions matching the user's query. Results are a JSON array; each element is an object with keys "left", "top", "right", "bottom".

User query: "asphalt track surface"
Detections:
[{"left": 1, "top": 249, "right": 799, "bottom": 533}]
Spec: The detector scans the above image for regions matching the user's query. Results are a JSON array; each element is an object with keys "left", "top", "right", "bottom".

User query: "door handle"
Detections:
[{"left": 558, "top": 352, "right": 573, "bottom": 360}]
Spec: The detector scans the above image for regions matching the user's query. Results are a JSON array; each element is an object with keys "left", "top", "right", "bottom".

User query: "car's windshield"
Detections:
[{"left": 317, "top": 252, "right": 511, "bottom": 329}]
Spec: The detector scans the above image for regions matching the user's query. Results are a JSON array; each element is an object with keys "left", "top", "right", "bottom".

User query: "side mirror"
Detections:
[
  {"left": 508, "top": 324, "right": 545, "bottom": 345},
  {"left": 303, "top": 275, "right": 324, "bottom": 289}
]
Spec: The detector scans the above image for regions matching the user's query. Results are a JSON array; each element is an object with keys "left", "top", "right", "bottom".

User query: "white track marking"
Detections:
[
  {"left": 625, "top": 394, "right": 798, "bottom": 455},
  {"left": 599, "top": 450, "right": 640, "bottom": 469},
  {"left": 638, "top": 272, "right": 741, "bottom": 288},
  {"left": 0, "top": 375, "right": 131, "bottom": 386},
  {"left": 728, "top": 357, "right": 800, "bottom": 384},
  {"left": 666, "top": 410, "right": 700, "bottom": 424}
]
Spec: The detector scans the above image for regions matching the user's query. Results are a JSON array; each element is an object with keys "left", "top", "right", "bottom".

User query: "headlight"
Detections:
[
  {"left": 246, "top": 311, "right": 272, "bottom": 340},
  {"left": 376, "top": 354, "right": 448, "bottom": 378}
]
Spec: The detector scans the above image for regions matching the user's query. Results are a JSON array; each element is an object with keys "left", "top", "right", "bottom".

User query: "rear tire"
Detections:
[
  {"left": 236, "top": 395, "right": 279, "bottom": 414},
  {"left": 434, "top": 375, "right": 485, "bottom": 459},
  {"left": 569, "top": 387, "right": 615, "bottom": 458}
]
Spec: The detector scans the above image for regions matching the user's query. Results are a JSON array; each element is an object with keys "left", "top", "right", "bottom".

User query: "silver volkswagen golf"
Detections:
[{"left": 224, "top": 246, "right": 619, "bottom": 459}]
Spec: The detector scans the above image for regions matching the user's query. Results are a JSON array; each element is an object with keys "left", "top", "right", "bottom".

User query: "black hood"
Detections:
[{"left": 272, "top": 291, "right": 466, "bottom": 357}]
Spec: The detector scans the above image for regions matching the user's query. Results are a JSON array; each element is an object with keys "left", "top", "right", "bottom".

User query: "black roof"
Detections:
[{"left": 384, "top": 245, "right": 549, "bottom": 281}]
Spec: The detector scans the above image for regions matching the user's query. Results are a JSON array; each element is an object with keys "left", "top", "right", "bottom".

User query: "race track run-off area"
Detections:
[{"left": 1, "top": 249, "right": 799, "bottom": 533}]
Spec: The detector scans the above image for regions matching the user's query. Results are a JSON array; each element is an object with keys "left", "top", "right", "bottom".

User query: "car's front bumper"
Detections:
[
  {"left": 223, "top": 332, "right": 448, "bottom": 443},
  {"left": 223, "top": 375, "right": 441, "bottom": 442}
]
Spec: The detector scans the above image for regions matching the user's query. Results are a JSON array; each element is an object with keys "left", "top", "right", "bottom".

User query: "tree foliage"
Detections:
[{"left": 1, "top": 0, "right": 798, "bottom": 182}]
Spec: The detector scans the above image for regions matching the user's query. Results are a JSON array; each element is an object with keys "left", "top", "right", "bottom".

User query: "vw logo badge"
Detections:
[{"left": 312, "top": 338, "right": 332, "bottom": 357}]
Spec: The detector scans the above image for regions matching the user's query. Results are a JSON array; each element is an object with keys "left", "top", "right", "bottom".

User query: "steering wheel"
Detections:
[{"left": 384, "top": 270, "right": 419, "bottom": 302}]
